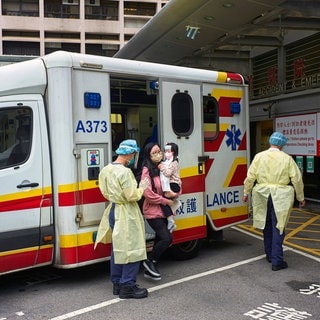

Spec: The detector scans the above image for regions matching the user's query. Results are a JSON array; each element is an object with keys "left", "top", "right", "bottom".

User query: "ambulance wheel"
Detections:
[{"left": 168, "top": 239, "right": 202, "bottom": 260}]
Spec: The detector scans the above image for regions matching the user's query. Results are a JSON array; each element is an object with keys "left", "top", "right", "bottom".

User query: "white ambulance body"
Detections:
[{"left": 0, "top": 51, "right": 249, "bottom": 275}]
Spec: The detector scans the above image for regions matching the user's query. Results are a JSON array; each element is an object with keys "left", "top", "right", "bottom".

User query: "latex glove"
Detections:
[
  {"left": 299, "top": 199, "right": 306, "bottom": 208},
  {"left": 139, "top": 177, "right": 149, "bottom": 191}
]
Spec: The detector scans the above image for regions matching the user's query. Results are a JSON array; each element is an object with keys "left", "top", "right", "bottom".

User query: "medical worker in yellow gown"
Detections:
[
  {"left": 243, "top": 132, "right": 305, "bottom": 271},
  {"left": 95, "top": 139, "right": 149, "bottom": 299}
]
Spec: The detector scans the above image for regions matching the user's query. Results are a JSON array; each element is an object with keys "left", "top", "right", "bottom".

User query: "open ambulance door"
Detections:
[
  {"left": 158, "top": 80, "right": 207, "bottom": 259},
  {"left": 0, "top": 95, "right": 53, "bottom": 274}
]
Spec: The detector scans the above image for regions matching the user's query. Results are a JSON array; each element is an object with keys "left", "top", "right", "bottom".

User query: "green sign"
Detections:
[{"left": 306, "top": 156, "right": 314, "bottom": 173}]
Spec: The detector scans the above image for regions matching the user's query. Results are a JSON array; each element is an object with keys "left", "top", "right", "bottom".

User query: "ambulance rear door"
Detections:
[
  {"left": 203, "top": 82, "right": 249, "bottom": 231},
  {"left": 158, "top": 80, "right": 207, "bottom": 244}
]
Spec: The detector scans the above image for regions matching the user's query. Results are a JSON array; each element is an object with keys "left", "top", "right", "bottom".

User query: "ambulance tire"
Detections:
[{"left": 167, "top": 239, "right": 202, "bottom": 260}]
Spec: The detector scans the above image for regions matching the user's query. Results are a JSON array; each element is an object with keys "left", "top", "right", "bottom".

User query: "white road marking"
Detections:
[
  {"left": 48, "top": 298, "right": 121, "bottom": 320},
  {"left": 15, "top": 312, "right": 25, "bottom": 316},
  {"left": 147, "top": 254, "right": 266, "bottom": 292},
  {"left": 46, "top": 227, "right": 319, "bottom": 320},
  {"left": 49, "top": 254, "right": 266, "bottom": 320}
]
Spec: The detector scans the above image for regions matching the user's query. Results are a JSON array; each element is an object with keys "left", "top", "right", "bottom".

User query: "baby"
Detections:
[{"left": 158, "top": 143, "right": 182, "bottom": 232}]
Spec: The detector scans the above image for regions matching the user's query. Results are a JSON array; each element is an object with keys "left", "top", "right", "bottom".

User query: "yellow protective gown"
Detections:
[
  {"left": 243, "top": 148, "right": 304, "bottom": 234},
  {"left": 94, "top": 163, "right": 147, "bottom": 264}
]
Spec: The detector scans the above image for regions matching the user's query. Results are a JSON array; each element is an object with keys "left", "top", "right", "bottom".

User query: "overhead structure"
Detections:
[{"left": 115, "top": 0, "right": 320, "bottom": 72}]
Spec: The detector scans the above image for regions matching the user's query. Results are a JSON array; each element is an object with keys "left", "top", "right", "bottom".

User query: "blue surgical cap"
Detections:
[
  {"left": 115, "top": 139, "right": 140, "bottom": 155},
  {"left": 269, "top": 132, "right": 287, "bottom": 147}
]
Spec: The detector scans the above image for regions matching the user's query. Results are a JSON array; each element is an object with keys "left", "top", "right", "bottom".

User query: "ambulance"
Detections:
[{"left": 0, "top": 51, "right": 249, "bottom": 275}]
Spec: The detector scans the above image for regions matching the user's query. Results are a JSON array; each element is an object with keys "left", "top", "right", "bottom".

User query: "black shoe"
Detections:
[
  {"left": 113, "top": 282, "right": 120, "bottom": 295},
  {"left": 143, "top": 259, "right": 161, "bottom": 277},
  {"left": 119, "top": 285, "right": 148, "bottom": 299},
  {"left": 272, "top": 261, "right": 288, "bottom": 271},
  {"left": 144, "top": 270, "right": 161, "bottom": 281},
  {"left": 266, "top": 255, "right": 271, "bottom": 263}
]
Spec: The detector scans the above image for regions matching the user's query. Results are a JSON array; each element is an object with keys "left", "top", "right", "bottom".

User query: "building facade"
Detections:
[
  {"left": 248, "top": 32, "right": 320, "bottom": 201},
  {"left": 0, "top": 0, "right": 168, "bottom": 57}
]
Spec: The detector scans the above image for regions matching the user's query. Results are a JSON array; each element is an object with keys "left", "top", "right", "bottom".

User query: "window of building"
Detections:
[
  {"left": 124, "top": 17, "right": 150, "bottom": 28},
  {"left": 45, "top": 43, "right": 80, "bottom": 54},
  {"left": 86, "top": 33, "right": 119, "bottom": 41},
  {"left": 44, "top": 32, "right": 80, "bottom": 54},
  {"left": 3, "top": 41, "right": 40, "bottom": 55},
  {"left": 85, "top": 0, "right": 119, "bottom": 20},
  {"left": 45, "top": 42, "right": 62, "bottom": 53},
  {"left": 2, "top": 30, "right": 39, "bottom": 38},
  {"left": 0, "top": 107, "right": 32, "bottom": 169},
  {"left": 171, "top": 92, "right": 193, "bottom": 137},
  {"left": 44, "top": 1, "right": 79, "bottom": 19},
  {"left": 45, "top": 32, "right": 81, "bottom": 40},
  {"left": 124, "top": 1, "right": 156, "bottom": 16},
  {"left": 124, "top": 34, "right": 134, "bottom": 41},
  {"left": 85, "top": 43, "right": 119, "bottom": 57},
  {"left": 2, "top": 0, "right": 39, "bottom": 17}
]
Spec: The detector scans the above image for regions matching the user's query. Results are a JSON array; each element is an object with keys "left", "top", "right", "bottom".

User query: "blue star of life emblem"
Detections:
[{"left": 226, "top": 125, "right": 241, "bottom": 150}]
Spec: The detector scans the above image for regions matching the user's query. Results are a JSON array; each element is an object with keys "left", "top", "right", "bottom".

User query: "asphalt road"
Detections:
[{"left": 0, "top": 227, "right": 319, "bottom": 320}]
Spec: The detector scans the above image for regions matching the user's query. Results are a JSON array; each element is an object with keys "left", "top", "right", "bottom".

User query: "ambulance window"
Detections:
[
  {"left": 203, "top": 96, "right": 218, "bottom": 140},
  {"left": 171, "top": 92, "right": 193, "bottom": 136},
  {"left": 0, "top": 107, "right": 32, "bottom": 169}
]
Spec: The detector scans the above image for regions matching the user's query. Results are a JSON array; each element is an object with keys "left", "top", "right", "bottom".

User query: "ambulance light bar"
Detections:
[{"left": 226, "top": 73, "right": 243, "bottom": 84}]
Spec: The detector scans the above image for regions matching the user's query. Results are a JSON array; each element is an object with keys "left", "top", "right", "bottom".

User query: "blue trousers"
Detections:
[
  {"left": 263, "top": 196, "right": 285, "bottom": 266},
  {"left": 109, "top": 204, "right": 141, "bottom": 286}
]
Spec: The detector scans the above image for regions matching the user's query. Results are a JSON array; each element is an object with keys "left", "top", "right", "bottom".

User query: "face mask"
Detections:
[
  {"left": 127, "top": 155, "right": 135, "bottom": 168},
  {"left": 164, "top": 151, "right": 173, "bottom": 161},
  {"left": 150, "top": 151, "right": 163, "bottom": 163}
]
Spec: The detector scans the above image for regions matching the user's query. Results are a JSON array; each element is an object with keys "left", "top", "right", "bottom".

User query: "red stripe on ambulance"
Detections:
[
  {"left": 0, "top": 194, "right": 52, "bottom": 213},
  {"left": 218, "top": 97, "right": 240, "bottom": 117},
  {"left": 0, "top": 247, "right": 53, "bottom": 273},
  {"left": 181, "top": 175, "right": 205, "bottom": 194},
  {"left": 238, "top": 132, "right": 247, "bottom": 151},
  {"left": 228, "top": 164, "right": 247, "bottom": 187},
  {"left": 204, "top": 131, "right": 226, "bottom": 152},
  {"left": 60, "top": 243, "right": 111, "bottom": 265},
  {"left": 58, "top": 187, "right": 105, "bottom": 207},
  {"left": 172, "top": 225, "right": 206, "bottom": 244}
]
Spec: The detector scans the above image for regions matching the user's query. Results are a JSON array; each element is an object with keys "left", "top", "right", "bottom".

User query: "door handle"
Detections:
[
  {"left": 198, "top": 156, "right": 209, "bottom": 174},
  {"left": 17, "top": 182, "right": 39, "bottom": 188}
]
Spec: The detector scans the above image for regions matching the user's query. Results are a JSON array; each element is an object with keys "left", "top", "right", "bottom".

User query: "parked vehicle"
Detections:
[{"left": 0, "top": 51, "right": 249, "bottom": 274}]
